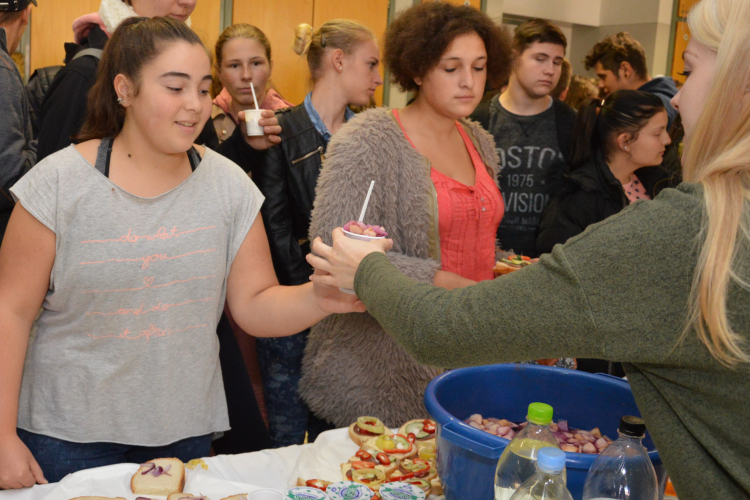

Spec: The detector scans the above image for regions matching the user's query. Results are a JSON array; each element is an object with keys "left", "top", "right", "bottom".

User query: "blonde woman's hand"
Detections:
[
  {"left": 306, "top": 228, "right": 393, "bottom": 290},
  {"left": 0, "top": 434, "right": 47, "bottom": 489},
  {"left": 238, "top": 110, "right": 282, "bottom": 150}
]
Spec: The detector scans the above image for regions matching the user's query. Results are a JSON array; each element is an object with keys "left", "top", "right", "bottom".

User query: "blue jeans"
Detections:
[
  {"left": 256, "top": 330, "right": 310, "bottom": 447},
  {"left": 18, "top": 429, "right": 212, "bottom": 483}
]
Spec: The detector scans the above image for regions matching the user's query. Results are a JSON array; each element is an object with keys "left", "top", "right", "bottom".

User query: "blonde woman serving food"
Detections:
[
  {"left": 308, "top": 0, "right": 750, "bottom": 497},
  {"left": 0, "top": 17, "right": 361, "bottom": 488},
  {"left": 299, "top": 2, "right": 512, "bottom": 433}
]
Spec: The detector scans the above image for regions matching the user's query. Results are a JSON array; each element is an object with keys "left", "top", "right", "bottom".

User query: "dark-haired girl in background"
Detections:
[
  {"left": 537, "top": 90, "right": 672, "bottom": 255},
  {"left": 536, "top": 90, "right": 672, "bottom": 375}
]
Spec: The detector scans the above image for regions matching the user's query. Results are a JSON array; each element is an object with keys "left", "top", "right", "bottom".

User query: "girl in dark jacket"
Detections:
[
  {"left": 223, "top": 20, "right": 383, "bottom": 447},
  {"left": 537, "top": 90, "right": 673, "bottom": 256},
  {"left": 536, "top": 90, "right": 672, "bottom": 376}
]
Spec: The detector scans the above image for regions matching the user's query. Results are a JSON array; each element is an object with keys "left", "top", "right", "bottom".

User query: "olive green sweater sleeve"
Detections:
[
  {"left": 354, "top": 184, "right": 705, "bottom": 369},
  {"left": 355, "top": 248, "right": 603, "bottom": 368}
]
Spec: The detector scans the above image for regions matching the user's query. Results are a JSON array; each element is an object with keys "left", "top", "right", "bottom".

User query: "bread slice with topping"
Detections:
[
  {"left": 167, "top": 494, "right": 211, "bottom": 500},
  {"left": 131, "top": 458, "right": 185, "bottom": 496},
  {"left": 70, "top": 497, "right": 126, "bottom": 500}
]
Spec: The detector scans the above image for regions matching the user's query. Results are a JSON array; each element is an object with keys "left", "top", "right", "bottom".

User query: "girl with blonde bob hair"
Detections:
[{"left": 305, "top": 0, "right": 750, "bottom": 497}]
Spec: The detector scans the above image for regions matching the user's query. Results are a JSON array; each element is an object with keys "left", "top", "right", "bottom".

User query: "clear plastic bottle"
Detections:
[
  {"left": 581, "top": 416, "right": 659, "bottom": 500},
  {"left": 509, "top": 448, "right": 573, "bottom": 500},
  {"left": 494, "top": 403, "right": 562, "bottom": 500}
]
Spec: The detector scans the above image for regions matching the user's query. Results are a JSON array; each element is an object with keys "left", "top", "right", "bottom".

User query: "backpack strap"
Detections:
[
  {"left": 552, "top": 99, "right": 577, "bottom": 164},
  {"left": 472, "top": 100, "right": 492, "bottom": 130},
  {"left": 72, "top": 48, "right": 103, "bottom": 62}
]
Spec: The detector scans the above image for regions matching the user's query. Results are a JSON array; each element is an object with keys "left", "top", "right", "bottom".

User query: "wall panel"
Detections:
[
  {"left": 312, "top": 0, "right": 389, "bottom": 106},
  {"left": 30, "top": 0, "right": 100, "bottom": 72},
  {"left": 190, "top": 0, "right": 222, "bottom": 53},
  {"left": 233, "top": 0, "right": 314, "bottom": 106}
]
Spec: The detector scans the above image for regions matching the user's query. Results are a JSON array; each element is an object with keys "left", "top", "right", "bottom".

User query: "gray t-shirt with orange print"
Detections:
[{"left": 11, "top": 145, "right": 263, "bottom": 446}]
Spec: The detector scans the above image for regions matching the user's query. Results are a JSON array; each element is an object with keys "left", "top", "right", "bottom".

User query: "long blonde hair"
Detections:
[
  {"left": 681, "top": 0, "right": 750, "bottom": 366},
  {"left": 293, "top": 20, "right": 374, "bottom": 82}
]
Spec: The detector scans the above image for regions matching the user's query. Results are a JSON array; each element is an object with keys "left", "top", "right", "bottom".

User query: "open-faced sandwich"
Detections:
[
  {"left": 362, "top": 434, "right": 418, "bottom": 462},
  {"left": 398, "top": 419, "right": 436, "bottom": 450},
  {"left": 295, "top": 478, "right": 333, "bottom": 491},
  {"left": 493, "top": 255, "right": 539, "bottom": 276},
  {"left": 348, "top": 416, "right": 393, "bottom": 446},
  {"left": 131, "top": 458, "right": 185, "bottom": 496}
]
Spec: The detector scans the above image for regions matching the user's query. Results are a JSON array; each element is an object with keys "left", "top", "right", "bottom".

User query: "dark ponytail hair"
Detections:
[
  {"left": 76, "top": 17, "right": 204, "bottom": 142},
  {"left": 569, "top": 89, "right": 665, "bottom": 169}
]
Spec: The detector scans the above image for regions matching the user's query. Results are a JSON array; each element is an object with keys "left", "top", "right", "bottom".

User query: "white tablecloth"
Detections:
[{"left": 0, "top": 428, "right": 395, "bottom": 500}]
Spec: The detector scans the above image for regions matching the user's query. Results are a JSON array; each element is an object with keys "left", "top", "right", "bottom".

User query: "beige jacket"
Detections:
[{"left": 300, "top": 107, "right": 500, "bottom": 427}]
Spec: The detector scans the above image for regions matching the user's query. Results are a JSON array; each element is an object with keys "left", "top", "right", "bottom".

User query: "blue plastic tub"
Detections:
[{"left": 424, "top": 364, "right": 666, "bottom": 500}]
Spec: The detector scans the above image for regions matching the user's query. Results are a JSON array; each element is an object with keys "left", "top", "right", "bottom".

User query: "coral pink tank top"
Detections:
[{"left": 393, "top": 110, "right": 504, "bottom": 281}]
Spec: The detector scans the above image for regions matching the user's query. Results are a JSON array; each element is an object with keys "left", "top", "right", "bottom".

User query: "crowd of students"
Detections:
[{"left": 0, "top": 0, "right": 747, "bottom": 498}]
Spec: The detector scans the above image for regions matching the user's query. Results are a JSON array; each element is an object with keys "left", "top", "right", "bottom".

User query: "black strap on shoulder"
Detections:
[
  {"left": 95, "top": 136, "right": 113, "bottom": 177},
  {"left": 187, "top": 147, "right": 201, "bottom": 171},
  {"left": 96, "top": 137, "right": 200, "bottom": 178}
]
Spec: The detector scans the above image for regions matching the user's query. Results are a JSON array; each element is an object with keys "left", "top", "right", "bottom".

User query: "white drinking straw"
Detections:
[
  {"left": 358, "top": 180, "right": 375, "bottom": 222},
  {"left": 250, "top": 82, "right": 260, "bottom": 110}
]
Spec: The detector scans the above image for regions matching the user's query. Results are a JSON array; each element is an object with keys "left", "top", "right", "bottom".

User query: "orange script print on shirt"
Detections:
[{"left": 77, "top": 225, "right": 220, "bottom": 342}]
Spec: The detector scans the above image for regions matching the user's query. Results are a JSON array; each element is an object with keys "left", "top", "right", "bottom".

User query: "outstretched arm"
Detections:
[{"left": 226, "top": 217, "right": 365, "bottom": 338}]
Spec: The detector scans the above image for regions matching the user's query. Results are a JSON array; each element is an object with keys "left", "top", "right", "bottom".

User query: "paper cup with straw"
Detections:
[
  {"left": 339, "top": 180, "right": 387, "bottom": 294},
  {"left": 244, "top": 82, "right": 265, "bottom": 136}
]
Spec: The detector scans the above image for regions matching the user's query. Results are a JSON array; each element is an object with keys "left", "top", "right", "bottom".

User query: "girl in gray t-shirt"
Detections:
[{"left": 0, "top": 17, "right": 365, "bottom": 488}]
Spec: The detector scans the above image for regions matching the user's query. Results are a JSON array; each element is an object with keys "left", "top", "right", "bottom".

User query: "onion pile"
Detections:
[{"left": 464, "top": 414, "right": 613, "bottom": 454}]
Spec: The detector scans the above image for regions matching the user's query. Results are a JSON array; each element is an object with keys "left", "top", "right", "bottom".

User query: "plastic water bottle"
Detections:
[
  {"left": 581, "top": 416, "right": 659, "bottom": 500},
  {"left": 509, "top": 448, "right": 573, "bottom": 500},
  {"left": 494, "top": 403, "right": 562, "bottom": 500}
]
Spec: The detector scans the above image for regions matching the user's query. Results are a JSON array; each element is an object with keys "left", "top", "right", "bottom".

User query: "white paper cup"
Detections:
[
  {"left": 244, "top": 109, "right": 265, "bottom": 136},
  {"left": 247, "top": 489, "right": 285, "bottom": 500},
  {"left": 339, "top": 229, "right": 386, "bottom": 294}
]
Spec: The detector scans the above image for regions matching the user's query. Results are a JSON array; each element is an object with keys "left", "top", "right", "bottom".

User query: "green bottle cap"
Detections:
[{"left": 527, "top": 402, "right": 553, "bottom": 425}]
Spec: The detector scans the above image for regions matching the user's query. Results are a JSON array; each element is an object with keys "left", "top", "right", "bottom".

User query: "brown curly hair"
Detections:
[
  {"left": 384, "top": 2, "right": 512, "bottom": 93},
  {"left": 584, "top": 32, "right": 649, "bottom": 80}
]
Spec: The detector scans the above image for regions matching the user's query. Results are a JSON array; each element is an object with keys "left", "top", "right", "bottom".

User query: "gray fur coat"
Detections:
[{"left": 300, "top": 107, "right": 500, "bottom": 427}]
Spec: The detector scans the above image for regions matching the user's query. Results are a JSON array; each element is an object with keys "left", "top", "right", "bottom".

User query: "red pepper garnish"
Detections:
[
  {"left": 390, "top": 471, "right": 415, "bottom": 481},
  {"left": 521, "top": 256, "right": 531, "bottom": 261},
  {"left": 422, "top": 420, "right": 436, "bottom": 433},
  {"left": 351, "top": 461, "right": 376, "bottom": 470},
  {"left": 406, "top": 433, "right": 416, "bottom": 444},
  {"left": 384, "top": 434, "right": 413, "bottom": 454},
  {"left": 356, "top": 450, "right": 372, "bottom": 460},
  {"left": 305, "top": 480, "right": 328, "bottom": 491},
  {"left": 376, "top": 452, "right": 391, "bottom": 465}
]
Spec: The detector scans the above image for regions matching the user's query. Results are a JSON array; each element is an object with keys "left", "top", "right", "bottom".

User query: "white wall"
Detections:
[{"left": 501, "top": 0, "right": 601, "bottom": 26}]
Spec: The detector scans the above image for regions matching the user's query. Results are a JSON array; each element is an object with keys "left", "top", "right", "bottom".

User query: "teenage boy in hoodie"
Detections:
[
  {"left": 585, "top": 32, "right": 679, "bottom": 127},
  {"left": 471, "top": 19, "right": 577, "bottom": 258},
  {"left": 0, "top": 0, "right": 36, "bottom": 243}
]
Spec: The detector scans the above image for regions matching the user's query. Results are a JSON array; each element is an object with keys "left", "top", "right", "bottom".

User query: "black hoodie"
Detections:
[
  {"left": 639, "top": 77, "right": 679, "bottom": 128},
  {"left": 536, "top": 150, "right": 674, "bottom": 256}
]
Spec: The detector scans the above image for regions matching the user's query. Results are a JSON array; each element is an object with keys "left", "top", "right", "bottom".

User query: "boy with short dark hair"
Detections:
[
  {"left": 471, "top": 18, "right": 577, "bottom": 258},
  {"left": 585, "top": 32, "right": 678, "bottom": 126}
]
